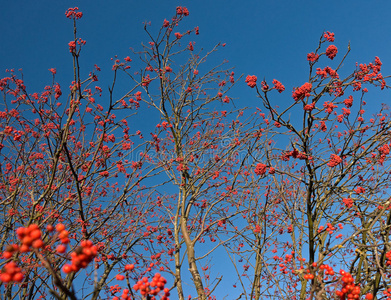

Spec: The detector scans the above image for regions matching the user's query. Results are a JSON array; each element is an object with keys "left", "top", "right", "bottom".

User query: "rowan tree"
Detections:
[
  {"left": 114, "top": 8, "right": 268, "bottom": 300},
  {"left": 243, "top": 32, "right": 391, "bottom": 300},
  {"left": 0, "top": 7, "right": 166, "bottom": 300},
  {"left": 0, "top": 6, "right": 264, "bottom": 300}
]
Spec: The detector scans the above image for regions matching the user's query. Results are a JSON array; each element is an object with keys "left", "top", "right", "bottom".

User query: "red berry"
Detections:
[
  {"left": 22, "top": 236, "right": 33, "bottom": 246},
  {"left": 12, "top": 272, "right": 24, "bottom": 282},
  {"left": 19, "top": 244, "right": 30, "bottom": 253},
  {"left": 62, "top": 264, "right": 72, "bottom": 273},
  {"left": 61, "top": 238, "right": 70, "bottom": 244},
  {"left": 56, "top": 244, "right": 67, "bottom": 253},
  {"left": 30, "top": 229, "right": 42, "bottom": 240},
  {"left": 0, "top": 273, "right": 12, "bottom": 282},
  {"left": 32, "top": 239, "right": 44, "bottom": 249},
  {"left": 58, "top": 230, "right": 69, "bottom": 239},
  {"left": 56, "top": 223, "right": 66, "bottom": 232},
  {"left": 16, "top": 227, "right": 26, "bottom": 238}
]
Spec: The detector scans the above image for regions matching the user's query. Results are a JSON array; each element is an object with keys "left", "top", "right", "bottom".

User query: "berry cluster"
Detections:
[
  {"left": 16, "top": 224, "right": 44, "bottom": 252},
  {"left": 63, "top": 240, "right": 97, "bottom": 273},
  {"left": 292, "top": 82, "right": 312, "bottom": 102},
  {"left": 50, "top": 223, "right": 70, "bottom": 253},
  {"left": 0, "top": 261, "right": 23, "bottom": 283},
  {"left": 133, "top": 273, "right": 170, "bottom": 300},
  {"left": 302, "top": 263, "right": 335, "bottom": 280},
  {"left": 326, "top": 45, "right": 338, "bottom": 60},
  {"left": 176, "top": 6, "right": 189, "bottom": 16},
  {"left": 245, "top": 75, "right": 257, "bottom": 88},
  {"left": 1, "top": 225, "right": 45, "bottom": 284},
  {"left": 125, "top": 263, "right": 135, "bottom": 271},
  {"left": 335, "top": 270, "right": 360, "bottom": 300},
  {"left": 1, "top": 223, "right": 98, "bottom": 285},
  {"left": 65, "top": 7, "right": 83, "bottom": 19},
  {"left": 1, "top": 223, "right": 69, "bottom": 284},
  {"left": 303, "top": 271, "right": 314, "bottom": 280},
  {"left": 319, "top": 263, "right": 335, "bottom": 276}
]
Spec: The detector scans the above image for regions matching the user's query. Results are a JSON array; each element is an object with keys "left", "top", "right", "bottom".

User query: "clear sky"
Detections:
[{"left": 2, "top": 1, "right": 391, "bottom": 298}]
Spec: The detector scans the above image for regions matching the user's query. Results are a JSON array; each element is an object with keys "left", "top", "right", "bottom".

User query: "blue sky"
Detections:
[{"left": 2, "top": 1, "right": 391, "bottom": 298}]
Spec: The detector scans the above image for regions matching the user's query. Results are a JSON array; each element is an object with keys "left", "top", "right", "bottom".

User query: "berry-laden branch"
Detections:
[{"left": 1, "top": 223, "right": 171, "bottom": 300}]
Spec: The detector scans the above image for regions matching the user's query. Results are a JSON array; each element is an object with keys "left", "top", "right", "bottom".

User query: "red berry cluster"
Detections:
[
  {"left": 125, "top": 263, "right": 135, "bottom": 271},
  {"left": 335, "top": 270, "right": 360, "bottom": 300},
  {"left": 302, "top": 262, "right": 335, "bottom": 280},
  {"left": 50, "top": 223, "right": 70, "bottom": 254},
  {"left": 319, "top": 263, "right": 335, "bottom": 276},
  {"left": 1, "top": 225, "right": 44, "bottom": 284},
  {"left": 0, "top": 261, "right": 23, "bottom": 283},
  {"left": 16, "top": 224, "right": 44, "bottom": 252},
  {"left": 65, "top": 7, "right": 83, "bottom": 19},
  {"left": 116, "top": 264, "right": 135, "bottom": 279},
  {"left": 133, "top": 273, "right": 170, "bottom": 300},
  {"left": 1, "top": 223, "right": 70, "bottom": 284},
  {"left": 62, "top": 240, "right": 97, "bottom": 273},
  {"left": 293, "top": 260, "right": 338, "bottom": 286},
  {"left": 176, "top": 6, "right": 189, "bottom": 16},
  {"left": 292, "top": 82, "right": 312, "bottom": 102},
  {"left": 303, "top": 270, "right": 314, "bottom": 280},
  {"left": 245, "top": 75, "right": 257, "bottom": 88}
]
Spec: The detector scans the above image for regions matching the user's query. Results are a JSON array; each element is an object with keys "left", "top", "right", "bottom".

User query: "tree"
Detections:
[
  {"left": 241, "top": 32, "right": 391, "bottom": 299},
  {"left": 0, "top": 7, "right": 165, "bottom": 300},
  {"left": 106, "top": 7, "right": 264, "bottom": 300},
  {"left": 1, "top": 6, "right": 391, "bottom": 300},
  {"left": 0, "top": 6, "right": 262, "bottom": 300}
]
